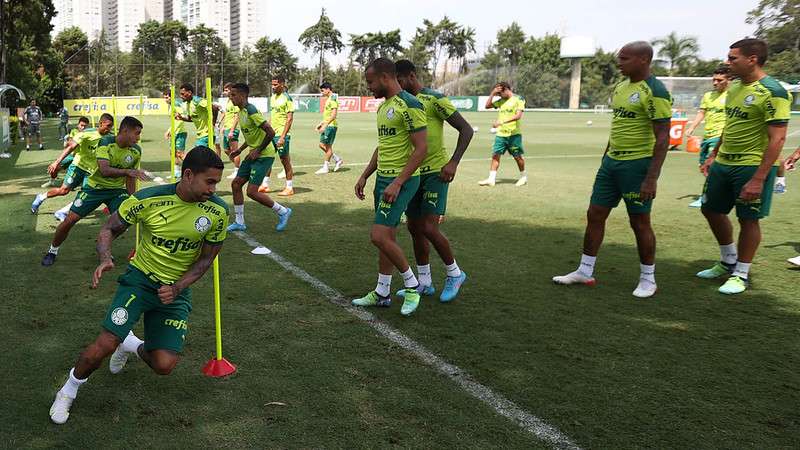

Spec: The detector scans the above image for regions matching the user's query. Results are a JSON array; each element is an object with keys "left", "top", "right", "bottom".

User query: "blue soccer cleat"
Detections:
[
  {"left": 276, "top": 208, "right": 292, "bottom": 232},
  {"left": 440, "top": 272, "right": 467, "bottom": 303},
  {"left": 227, "top": 222, "right": 247, "bottom": 232}
]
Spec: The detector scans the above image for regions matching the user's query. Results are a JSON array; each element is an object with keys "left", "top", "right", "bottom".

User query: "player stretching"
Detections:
[
  {"left": 478, "top": 82, "right": 527, "bottom": 187},
  {"left": 175, "top": 83, "right": 219, "bottom": 150},
  {"left": 42, "top": 115, "right": 90, "bottom": 188},
  {"left": 48, "top": 147, "right": 228, "bottom": 424},
  {"left": 553, "top": 41, "right": 672, "bottom": 298},
  {"left": 395, "top": 59, "right": 473, "bottom": 302},
  {"left": 226, "top": 83, "right": 292, "bottom": 232},
  {"left": 315, "top": 82, "right": 344, "bottom": 174},
  {"left": 219, "top": 82, "right": 241, "bottom": 179},
  {"left": 260, "top": 76, "right": 295, "bottom": 196},
  {"left": 696, "top": 39, "right": 790, "bottom": 294},
  {"left": 352, "top": 58, "right": 428, "bottom": 316},
  {"left": 164, "top": 89, "right": 189, "bottom": 179}
]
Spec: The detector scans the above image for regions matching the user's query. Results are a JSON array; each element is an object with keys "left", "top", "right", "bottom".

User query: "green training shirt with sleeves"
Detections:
[
  {"left": 222, "top": 100, "right": 239, "bottom": 129},
  {"left": 323, "top": 93, "right": 339, "bottom": 127},
  {"left": 72, "top": 129, "right": 110, "bottom": 173},
  {"left": 493, "top": 95, "right": 525, "bottom": 137},
  {"left": 186, "top": 95, "right": 210, "bottom": 138},
  {"left": 608, "top": 75, "right": 673, "bottom": 161},
  {"left": 416, "top": 87, "right": 456, "bottom": 174},
  {"left": 376, "top": 90, "right": 427, "bottom": 177},
  {"left": 270, "top": 92, "right": 294, "bottom": 136},
  {"left": 238, "top": 103, "right": 276, "bottom": 158},
  {"left": 699, "top": 90, "right": 727, "bottom": 139},
  {"left": 87, "top": 135, "right": 141, "bottom": 189}
]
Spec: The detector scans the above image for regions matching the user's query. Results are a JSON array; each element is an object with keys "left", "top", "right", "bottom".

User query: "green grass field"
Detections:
[{"left": 2, "top": 111, "right": 800, "bottom": 448}]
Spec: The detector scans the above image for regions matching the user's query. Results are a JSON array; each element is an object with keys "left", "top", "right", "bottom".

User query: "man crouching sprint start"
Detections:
[{"left": 49, "top": 147, "right": 229, "bottom": 424}]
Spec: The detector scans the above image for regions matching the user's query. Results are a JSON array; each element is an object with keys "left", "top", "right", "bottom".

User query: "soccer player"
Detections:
[
  {"left": 478, "top": 82, "right": 527, "bottom": 187},
  {"left": 260, "top": 76, "right": 295, "bottom": 196},
  {"left": 48, "top": 147, "right": 228, "bottom": 425},
  {"left": 225, "top": 83, "right": 292, "bottom": 232},
  {"left": 175, "top": 83, "right": 219, "bottom": 149},
  {"left": 163, "top": 89, "right": 189, "bottom": 179},
  {"left": 686, "top": 65, "right": 731, "bottom": 207},
  {"left": 315, "top": 81, "right": 344, "bottom": 174},
  {"left": 31, "top": 114, "right": 114, "bottom": 215},
  {"left": 352, "top": 58, "right": 428, "bottom": 316},
  {"left": 696, "top": 39, "right": 791, "bottom": 294},
  {"left": 41, "top": 116, "right": 91, "bottom": 188},
  {"left": 395, "top": 59, "right": 473, "bottom": 302},
  {"left": 784, "top": 148, "right": 800, "bottom": 265},
  {"left": 40, "top": 116, "right": 149, "bottom": 266},
  {"left": 218, "top": 82, "right": 241, "bottom": 179},
  {"left": 57, "top": 104, "right": 70, "bottom": 142},
  {"left": 552, "top": 41, "right": 672, "bottom": 298},
  {"left": 774, "top": 158, "right": 787, "bottom": 193},
  {"left": 23, "top": 99, "right": 44, "bottom": 150}
]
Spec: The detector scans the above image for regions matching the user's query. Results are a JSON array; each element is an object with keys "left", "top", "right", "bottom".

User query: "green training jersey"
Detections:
[
  {"left": 608, "top": 75, "right": 673, "bottom": 161},
  {"left": 417, "top": 88, "right": 456, "bottom": 174},
  {"left": 67, "top": 127, "right": 81, "bottom": 140},
  {"left": 118, "top": 183, "right": 228, "bottom": 284},
  {"left": 492, "top": 95, "right": 525, "bottom": 137},
  {"left": 222, "top": 99, "right": 239, "bottom": 129},
  {"left": 186, "top": 95, "right": 210, "bottom": 138},
  {"left": 73, "top": 129, "right": 111, "bottom": 174},
  {"left": 323, "top": 93, "right": 339, "bottom": 128},
  {"left": 376, "top": 91, "right": 427, "bottom": 177},
  {"left": 717, "top": 76, "right": 791, "bottom": 166},
  {"left": 270, "top": 92, "right": 294, "bottom": 136},
  {"left": 239, "top": 103, "right": 275, "bottom": 158},
  {"left": 170, "top": 100, "right": 187, "bottom": 134},
  {"left": 88, "top": 135, "right": 141, "bottom": 190},
  {"left": 699, "top": 90, "right": 727, "bottom": 139}
]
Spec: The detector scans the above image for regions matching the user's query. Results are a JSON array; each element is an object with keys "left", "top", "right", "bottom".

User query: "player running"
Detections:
[
  {"left": 219, "top": 82, "right": 241, "bottom": 179},
  {"left": 225, "top": 83, "right": 292, "bottom": 232},
  {"left": 164, "top": 89, "right": 189, "bottom": 179},
  {"left": 23, "top": 99, "right": 44, "bottom": 150},
  {"left": 48, "top": 147, "right": 229, "bottom": 424},
  {"left": 395, "top": 59, "right": 473, "bottom": 302},
  {"left": 41, "top": 115, "right": 90, "bottom": 188},
  {"left": 352, "top": 58, "right": 428, "bottom": 316},
  {"left": 315, "top": 81, "right": 344, "bottom": 174},
  {"left": 478, "top": 82, "right": 527, "bottom": 187},
  {"left": 175, "top": 83, "right": 219, "bottom": 150},
  {"left": 259, "top": 76, "right": 295, "bottom": 196},
  {"left": 695, "top": 38, "right": 790, "bottom": 294},
  {"left": 552, "top": 41, "right": 672, "bottom": 299}
]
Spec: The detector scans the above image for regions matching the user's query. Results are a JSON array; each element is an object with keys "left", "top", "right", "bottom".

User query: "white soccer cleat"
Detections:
[
  {"left": 787, "top": 255, "right": 800, "bottom": 267},
  {"left": 478, "top": 178, "right": 495, "bottom": 186},
  {"left": 277, "top": 170, "right": 286, "bottom": 179},
  {"left": 50, "top": 391, "right": 74, "bottom": 424},
  {"left": 515, "top": 176, "right": 528, "bottom": 187},
  {"left": 226, "top": 170, "right": 238, "bottom": 179},
  {"left": 552, "top": 270, "right": 596, "bottom": 286},
  {"left": 632, "top": 278, "right": 657, "bottom": 298},
  {"left": 314, "top": 166, "right": 329, "bottom": 175},
  {"left": 54, "top": 211, "right": 68, "bottom": 222},
  {"left": 333, "top": 159, "right": 344, "bottom": 172},
  {"left": 109, "top": 331, "right": 134, "bottom": 374}
]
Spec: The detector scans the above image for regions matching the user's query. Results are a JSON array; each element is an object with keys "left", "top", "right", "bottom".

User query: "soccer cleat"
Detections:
[
  {"left": 277, "top": 170, "right": 286, "bottom": 179},
  {"left": 688, "top": 198, "right": 703, "bottom": 208},
  {"left": 314, "top": 166, "right": 329, "bottom": 175},
  {"left": 719, "top": 275, "right": 748, "bottom": 295},
  {"left": 31, "top": 193, "right": 46, "bottom": 214},
  {"left": 351, "top": 291, "right": 391, "bottom": 307},
  {"left": 39, "top": 144, "right": 44, "bottom": 150},
  {"left": 632, "top": 278, "right": 657, "bottom": 298},
  {"left": 49, "top": 391, "right": 74, "bottom": 424},
  {"left": 400, "top": 289, "right": 421, "bottom": 316},
  {"left": 109, "top": 333, "right": 133, "bottom": 374},
  {"left": 54, "top": 210, "right": 68, "bottom": 222},
  {"left": 26, "top": 145, "right": 31, "bottom": 151},
  {"left": 774, "top": 183, "right": 786, "bottom": 194},
  {"left": 787, "top": 255, "right": 800, "bottom": 267},
  {"left": 258, "top": 184, "right": 271, "bottom": 193},
  {"left": 0, "top": 152, "right": 11, "bottom": 159},
  {"left": 696, "top": 261, "right": 734, "bottom": 279},
  {"left": 226, "top": 222, "right": 247, "bottom": 232},
  {"left": 515, "top": 176, "right": 528, "bottom": 187},
  {"left": 333, "top": 159, "right": 344, "bottom": 172},
  {"left": 395, "top": 284, "right": 435, "bottom": 298},
  {"left": 277, "top": 187, "right": 294, "bottom": 197},
  {"left": 440, "top": 272, "right": 467, "bottom": 303},
  {"left": 478, "top": 178, "right": 495, "bottom": 186},
  {"left": 552, "top": 270, "right": 596, "bottom": 286},
  {"left": 275, "top": 208, "right": 292, "bottom": 232},
  {"left": 41, "top": 252, "right": 57, "bottom": 266}
]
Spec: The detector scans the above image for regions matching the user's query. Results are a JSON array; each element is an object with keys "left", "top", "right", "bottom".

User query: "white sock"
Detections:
[
  {"left": 640, "top": 263, "right": 656, "bottom": 284},
  {"left": 401, "top": 268, "right": 418, "bottom": 288},
  {"left": 56, "top": 203, "right": 72, "bottom": 215},
  {"left": 577, "top": 253, "right": 596, "bottom": 277},
  {"left": 733, "top": 261, "right": 751, "bottom": 279},
  {"left": 322, "top": 160, "right": 330, "bottom": 169},
  {"left": 776, "top": 176, "right": 786, "bottom": 185},
  {"left": 488, "top": 171, "right": 497, "bottom": 182},
  {"left": 234, "top": 204, "right": 245, "bottom": 225},
  {"left": 286, "top": 179, "right": 293, "bottom": 189},
  {"left": 720, "top": 243, "right": 737, "bottom": 265},
  {"left": 271, "top": 202, "right": 288, "bottom": 215},
  {"left": 48, "top": 245, "right": 60, "bottom": 255},
  {"left": 36, "top": 192, "right": 47, "bottom": 203},
  {"left": 332, "top": 154, "right": 341, "bottom": 163},
  {"left": 417, "top": 264, "right": 432, "bottom": 286},
  {"left": 519, "top": 170, "right": 527, "bottom": 178},
  {"left": 262, "top": 176, "right": 270, "bottom": 187},
  {"left": 121, "top": 332, "right": 144, "bottom": 353},
  {"left": 60, "top": 368, "right": 87, "bottom": 399},
  {"left": 445, "top": 260, "right": 462, "bottom": 278},
  {"left": 376, "top": 273, "right": 392, "bottom": 297}
]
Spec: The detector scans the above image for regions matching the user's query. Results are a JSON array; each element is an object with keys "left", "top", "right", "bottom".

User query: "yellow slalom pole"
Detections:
[
  {"left": 206, "top": 76, "right": 222, "bottom": 360},
  {"left": 138, "top": 94, "right": 144, "bottom": 119},
  {"left": 170, "top": 86, "right": 176, "bottom": 181},
  {"left": 111, "top": 95, "right": 118, "bottom": 134}
]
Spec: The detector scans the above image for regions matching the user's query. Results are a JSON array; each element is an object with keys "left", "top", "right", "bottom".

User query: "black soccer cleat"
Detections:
[{"left": 41, "top": 252, "right": 57, "bottom": 266}]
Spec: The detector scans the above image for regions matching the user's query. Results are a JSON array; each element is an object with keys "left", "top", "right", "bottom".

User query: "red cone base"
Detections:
[{"left": 202, "top": 357, "right": 237, "bottom": 377}]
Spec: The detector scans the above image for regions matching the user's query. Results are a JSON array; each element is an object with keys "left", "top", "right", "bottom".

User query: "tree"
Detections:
[
  {"left": 747, "top": 0, "right": 800, "bottom": 54},
  {"left": 495, "top": 22, "right": 526, "bottom": 68},
  {"left": 400, "top": 31, "right": 434, "bottom": 84},
  {"left": 349, "top": 30, "right": 404, "bottom": 67},
  {"left": 651, "top": 32, "right": 700, "bottom": 76},
  {"left": 254, "top": 36, "right": 298, "bottom": 92},
  {"left": 186, "top": 25, "right": 225, "bottom": 92},
  {"left": 299, "top": 8, "right": 344, "bottom": 86}
]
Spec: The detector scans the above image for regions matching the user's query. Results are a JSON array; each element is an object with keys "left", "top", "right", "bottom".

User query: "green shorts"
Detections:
[
  {"left": 273, "top": 135, "right": 291, "bottom": 157},
  {"left": 405, "top": 172, "right": 449, "bottom": 218},
  {"left": 492, "top": 134, "right": 524, "bottom": 156},
  {"left": 702, "top": 162, "right": 777, "bottom": 220},
  {"left": 195, "top": 135, "right": 209, "bottom": 148},
  {"left": 699, "top": 137, "right": 720, "bottom": 165},
  {"left": 320, "top": 126, "right": 337, "bottom": 145},
  {"left": 70, "top": 187, "right": 128, "bottom": 218},
  {"left": 60, "top": 154, "right": 75, "bottom": 169},
  {"left": 373, "top": 175, "right": 420, "bottom": 227},
  {"left": 590, "top": 155, "right": 653, "bottom": 214},
  {"left": 222, "top": 128, "right": 240, "bottom": 150},
  {"left": 237, "top": 156, "right": 275, "bottom": 186},
  {"left": 174, "top": 132, "right": 188, "bottom": 151},
  {"left": 102, "top": 265, "right": 192, "bottom": 353},
  {"left": 62, "top": 164, "right": 89, "bottom": 190}
]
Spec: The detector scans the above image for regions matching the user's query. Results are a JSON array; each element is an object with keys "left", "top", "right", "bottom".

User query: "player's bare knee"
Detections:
[
  {"left": 246, "top": 185, "right": 260, "bottom": 199},
  {"left": 150, "top": 351, "right": 178, "bottom": 375},
  {"left": 628, "top": 214, "right": 651, "bottom": 232}
]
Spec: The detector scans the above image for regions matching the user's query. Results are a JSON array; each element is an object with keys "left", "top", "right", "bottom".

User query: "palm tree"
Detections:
[{"left": 651, "top": 32, "right": 700, "bottom": 76}]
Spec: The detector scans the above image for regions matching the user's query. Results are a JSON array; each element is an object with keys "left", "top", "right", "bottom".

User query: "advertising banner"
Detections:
[
  {"left": 361, "top": 97, "right": 385, "bottom": 113},
  {"left": 449, "top": 96, "right": 479, "bottom": 112}
]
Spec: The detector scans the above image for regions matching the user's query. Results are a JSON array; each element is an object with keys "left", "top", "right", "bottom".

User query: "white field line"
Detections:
[
  {"left": 788, "top": 129, "right": 800, "bottom": 138},
  {"left": 232, "top": 230, "right": 582, "bottom": 450}
]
